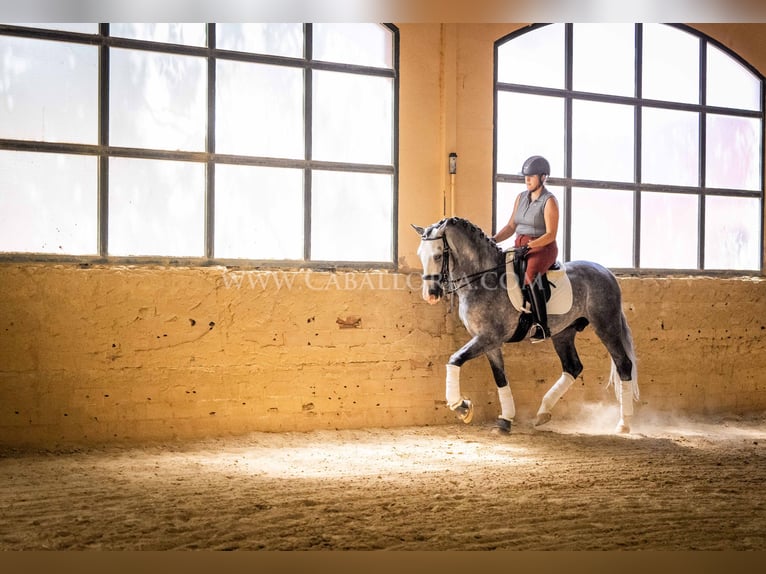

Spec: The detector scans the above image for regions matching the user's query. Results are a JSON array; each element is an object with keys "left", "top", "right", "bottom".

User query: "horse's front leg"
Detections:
[
  {"left": 534, "top": 324, "right": 583, "bottom": 427},
  {"left": 445, "top": 335, "right": 498, "bottom": 424},
  {"left": 486, "top": 348, "right": 515, "bottom": 435}
]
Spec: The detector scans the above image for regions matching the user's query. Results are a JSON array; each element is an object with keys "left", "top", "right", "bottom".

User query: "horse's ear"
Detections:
[{"left": 411, "top": 224, "right": 425, "bottom": 236}]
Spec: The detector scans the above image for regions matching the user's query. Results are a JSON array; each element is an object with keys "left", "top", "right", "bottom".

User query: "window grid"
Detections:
[
  {"left": 0, "top": 23, "right": 399, "bottom": 268},
  {"left": 494, "top": 23, "right": 764, "bottom": 274}
]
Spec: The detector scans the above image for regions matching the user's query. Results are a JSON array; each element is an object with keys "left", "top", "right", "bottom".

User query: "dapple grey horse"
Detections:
[{"left": 412, "top": 217, "right": 638, "bottom": 434}]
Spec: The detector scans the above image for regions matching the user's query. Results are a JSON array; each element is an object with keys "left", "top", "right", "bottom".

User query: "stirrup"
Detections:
[{"left": 530, "top": 324, "right": 549, "bottom": 343}]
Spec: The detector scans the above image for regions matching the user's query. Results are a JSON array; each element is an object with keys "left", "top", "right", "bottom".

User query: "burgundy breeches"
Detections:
[{"left": 514, "top": 234, "right": 558, "bottom": 285}]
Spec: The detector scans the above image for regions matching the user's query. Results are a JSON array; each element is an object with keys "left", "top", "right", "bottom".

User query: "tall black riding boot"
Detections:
[{"left": 528, "top": 278, "right": 551, "bottom": 343}]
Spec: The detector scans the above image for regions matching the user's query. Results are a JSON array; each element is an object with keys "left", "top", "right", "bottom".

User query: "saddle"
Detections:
[{"left": 503, "top": 248, "right": 573, "bottom": 342}]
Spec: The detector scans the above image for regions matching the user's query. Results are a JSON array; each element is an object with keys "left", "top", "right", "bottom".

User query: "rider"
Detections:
[{"left": 492, "top": 155, "right": 560, "bottom": 342}]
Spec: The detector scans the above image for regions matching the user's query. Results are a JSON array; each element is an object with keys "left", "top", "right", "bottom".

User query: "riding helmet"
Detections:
[{"left": 520, "top": 155, "right": 551, "bottom": 177}]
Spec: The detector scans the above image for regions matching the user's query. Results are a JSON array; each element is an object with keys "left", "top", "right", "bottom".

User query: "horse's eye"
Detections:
[{"left": 434, "top": 254, "right": 443, "bottom": 262}]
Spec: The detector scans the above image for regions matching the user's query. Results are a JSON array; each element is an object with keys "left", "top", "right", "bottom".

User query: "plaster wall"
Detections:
[{"left": 1, "top": 265, "right": 765, "bottom": 447}]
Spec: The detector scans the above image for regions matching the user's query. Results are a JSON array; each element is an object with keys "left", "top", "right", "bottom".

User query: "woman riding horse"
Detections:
[{"left": 493, "top": 155, "right": 559, "bottom": 343}]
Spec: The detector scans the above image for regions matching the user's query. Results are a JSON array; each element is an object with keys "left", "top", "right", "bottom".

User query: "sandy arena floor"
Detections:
[{"left": 1, "top": 409, "right": 765, "bottom": 551}]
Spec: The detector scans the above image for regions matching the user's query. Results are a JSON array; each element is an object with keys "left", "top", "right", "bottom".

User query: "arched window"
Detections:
[
  {"left": 494, "top": 24, "right": 763, "bottom": 272},
  {"left": 0, "top": 23, "right": 399, "bottom": 266}
]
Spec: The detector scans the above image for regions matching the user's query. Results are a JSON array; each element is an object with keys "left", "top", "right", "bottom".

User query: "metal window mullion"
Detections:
[
  {"left": 304, "top": 24, "right": 313, "bottom": 262},
  {"left": 98, "top": 23, "right": 110, "bottom": 258},
  {"left": 391, "top": 24, "right": 401, "bottom": 267},
  {"left": 634, "top": 109, "right": 642, "bottom": 269},
  {"left": 563, "top": 99, "right": 573, "bottom": 262},
  {"left": 205, "top": 23, "right": 216, "bottom": 261},
  {"left": 564, "top": 24, "right": 573, "bottom": 262},
  {"left": 634, "top": 24, "right": 643, "bottom": 269},
  {"left": 497, "top": 174, "right": 760, "bottom": 198}
]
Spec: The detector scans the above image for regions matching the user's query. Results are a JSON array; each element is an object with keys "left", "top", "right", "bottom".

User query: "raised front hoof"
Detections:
[
  {"left": 615, "top": 417, "right": 632, "bottom": 434},
  {"left": 534, "top": 412, "right": 552, "bottom": 427},
  {"left": 453, "top": 399, "right": 474, "bottom": 424},
  {"left": 490, "top": 417, "right": 512, "bottom": 435}
]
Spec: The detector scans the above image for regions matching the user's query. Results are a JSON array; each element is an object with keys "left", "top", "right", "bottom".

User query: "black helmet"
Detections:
[{"left": 520, "top": 155, "right": 550, "bottom": 177}]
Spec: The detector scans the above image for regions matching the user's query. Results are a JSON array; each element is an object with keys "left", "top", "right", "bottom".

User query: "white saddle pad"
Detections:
[{"left": 504, "top": 251, "right": 574, "bottom": 315}]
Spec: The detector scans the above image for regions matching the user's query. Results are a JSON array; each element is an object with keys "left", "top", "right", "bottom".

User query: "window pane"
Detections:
[
  {"left": 0, "top": 36, "right": 97, "bottom": 144},
  {"left": 216, "top": 23, "right": 303, "bottom": 57},
  {"left": 110, "top": 23, "right": 206, "bottom": 47},
  {"left": 497, "top": 24, "right": 564, "bottom": 89},
  {"left": 642, "top": 108, "right": 699, "bottom": 187},
  {"left": 570, "top": 188, "right": 634, "bottom": 267},
  {"left": 572, "top": 100, "right": 634, "bottom": 182},
  {"left": 706, "top": 114, "right": 761, "bottom": 191},
  {"left": 110, "top": 49, "right": 207, "bottom": 152},
  {"left": 495, "top": 183, "right": 516, "bottom": 238},
  {"left": 496, "top": 92, "right": 564, "bottom": 176},
  {"left": 707, "top": 43, "right": 761, "bottom": 111},
  {"left": 215, "top": 165, "right": 304, "bottom": 260},
  {"left": 0, "top": 151, "right": 97, "bottom": 255},
  {"left": 704, "top": 196, "right": 761, "bottom": 270},
  {"left": 313, "top": 24, "right": 392, "bottom": 68},
  {"left": 640, "top": 192, "right": 699, "bottom": 269},
  {"left": 216, "top": 61, "right": 304, "bottom": 159},
  {"left": 312, "top": 71, "right": 393, "bottom": 165},
  {"left": 642, "top": 24, "right": 699, "bottom": 104},
  {"left": 109, "top": 158, "right": 205, "bottom": 257},
  {"left": 573, "top": 23, "right": 634, "bottom": 97},
  {"left": 496, "top": 182, "right": 565, "bottom": 254},
  {"left": 311, "top": 171, "right": 393, "bottom": 262}
]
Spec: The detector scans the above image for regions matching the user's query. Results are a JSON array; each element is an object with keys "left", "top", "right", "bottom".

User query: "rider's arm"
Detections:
[{"left": 528, "top": 196, "right": 559, "bottom": 250}]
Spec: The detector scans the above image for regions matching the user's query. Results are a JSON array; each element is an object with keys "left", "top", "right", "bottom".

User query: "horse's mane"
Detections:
[{"left": 424, "top": 217, "right": 502, "bottom": 255}]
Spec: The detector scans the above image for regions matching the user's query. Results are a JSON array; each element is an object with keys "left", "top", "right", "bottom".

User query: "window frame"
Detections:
[
  {"left": 493, "top": 23, "right": 765, "bottom": 275},
  {"left": 0, "top": 23, "right": 400, "bottom": 270}
]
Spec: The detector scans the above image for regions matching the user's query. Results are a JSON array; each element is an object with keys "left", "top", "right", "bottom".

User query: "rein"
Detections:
[{"left": 421, "top": 234, "right": 505, "bottom": 295}]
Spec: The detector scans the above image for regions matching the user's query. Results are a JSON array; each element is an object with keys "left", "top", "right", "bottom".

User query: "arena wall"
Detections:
[
  {"left": 1, "top": 23, "right": 765, "bottom": 447},
  {"left": 1, "top": 265, "right": 764, "bottom": 447}
]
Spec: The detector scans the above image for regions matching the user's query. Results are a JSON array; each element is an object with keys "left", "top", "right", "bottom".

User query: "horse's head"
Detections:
[
  {"left": 412, "top": 222, "right": 449, "bottom": 305},
  {"left": 413, "top": 217, "right": 502, "bottom": 305}
]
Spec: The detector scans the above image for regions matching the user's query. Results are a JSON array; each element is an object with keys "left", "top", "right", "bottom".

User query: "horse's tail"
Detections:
[{"left": 608, "top": 308, "right": 639, "bottom": 402}]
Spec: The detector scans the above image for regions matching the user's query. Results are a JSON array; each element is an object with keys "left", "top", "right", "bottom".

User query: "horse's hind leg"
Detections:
[
  {"left": 486, "top": 348, "right": 515, "bottom": 434},
  {"left": 534, "top": 323, "right": 584, "bottom": 427},
  {"left": 591, "top": 313, "right": 638, "bottom": 434}
]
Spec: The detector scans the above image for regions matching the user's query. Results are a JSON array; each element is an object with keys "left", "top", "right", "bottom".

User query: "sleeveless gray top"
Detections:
[{"left": 514, "top": 188, "right": 554, "bottom": 237}]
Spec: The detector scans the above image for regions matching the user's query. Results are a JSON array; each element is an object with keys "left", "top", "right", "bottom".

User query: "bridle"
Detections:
[
  {"left": 420, "top": 234, "right": 505, "bottom": 295},
  {"left": 420, "top": 234, "right": 450, "bottom": 284}
]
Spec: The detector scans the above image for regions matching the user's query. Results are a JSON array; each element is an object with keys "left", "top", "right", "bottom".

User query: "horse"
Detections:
[{"left": 411, "top": 217, "right": 638, "bottom": 434}]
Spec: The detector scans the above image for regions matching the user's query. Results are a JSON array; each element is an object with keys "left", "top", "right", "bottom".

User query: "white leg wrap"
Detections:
[
  {"left": 497, "top": 385, "right": 515, "bottom": 421},
  {"left": 537, "top": 372, "right": 575, "bottom": 415},
  {"left": 445, "top": 364, "right": 462, "bottom": 409},
  {"left": 619, "top": 380, "right": 634, "bottom": 418}
]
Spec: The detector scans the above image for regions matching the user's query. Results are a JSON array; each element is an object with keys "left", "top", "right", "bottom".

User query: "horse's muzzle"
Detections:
[{"left": 423, "top": 281, "right": 443, "bottom": 305}]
